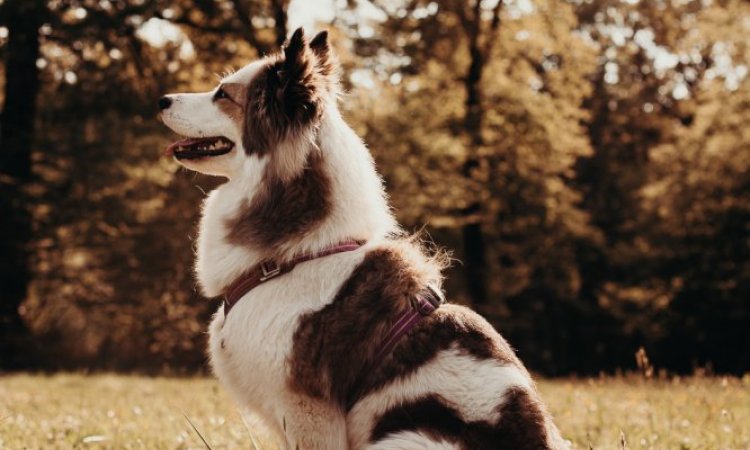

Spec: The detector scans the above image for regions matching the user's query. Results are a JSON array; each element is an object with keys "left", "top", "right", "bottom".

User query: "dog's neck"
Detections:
[{"left": 195, "top": 103, "right": 398, "bottom": 297}]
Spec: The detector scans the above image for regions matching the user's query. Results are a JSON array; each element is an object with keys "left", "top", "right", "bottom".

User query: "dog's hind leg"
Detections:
[
  {"left": 281, "top": 394, "right": 348, "bottom": 450},
  {"left": 362, "top": 431, "right": 460, "bottom": 450}
]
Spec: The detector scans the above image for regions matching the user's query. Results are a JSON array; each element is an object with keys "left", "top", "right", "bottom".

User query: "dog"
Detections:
[{"left": 159, "top": 28, "right": 567, "bottom": 450}]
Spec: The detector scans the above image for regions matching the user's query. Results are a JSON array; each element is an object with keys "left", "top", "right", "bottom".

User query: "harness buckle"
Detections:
[
  {"left": 416, "top": 284, "right": 445, "bottom": 316},
  {"left": 259, "top": 261, "right": 281, "bottom": 281}
]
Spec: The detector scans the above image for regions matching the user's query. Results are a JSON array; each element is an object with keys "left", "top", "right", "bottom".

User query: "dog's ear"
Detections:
[
  {"left": 274, "top": 27, "right": 320, "bottom": 124},
  {"left": 243, "top": 28, "right": 330, "bottom": 157},
  {"left": 309, "top": 30, "right": 338, "bottom": 80},
  {"left": 309, "top": 30, "right": 329, "bottom": 56},
  {"left": 283, "top": 27, "right": 310, "bottom": 77}
]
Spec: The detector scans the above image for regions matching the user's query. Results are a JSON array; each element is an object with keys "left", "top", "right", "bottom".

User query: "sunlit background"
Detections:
[{"left": 1, "top": 0, "right": 748, "bottom": 377}]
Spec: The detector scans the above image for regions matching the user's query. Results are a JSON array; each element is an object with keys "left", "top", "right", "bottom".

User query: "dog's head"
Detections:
[{"left": 159, "top": 28, "right": 337, "bottom": 179}]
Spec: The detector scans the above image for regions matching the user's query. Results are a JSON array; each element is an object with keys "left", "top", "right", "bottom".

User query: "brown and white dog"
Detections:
[{"left": 159, "top": 28, "right": 567, "bottom": 450}]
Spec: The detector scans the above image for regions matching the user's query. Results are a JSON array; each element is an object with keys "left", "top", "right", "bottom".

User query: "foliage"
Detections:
[
  {"left": 24, "top": 116, "right": 214, "bottom": 370},
  {"left": 0, "top": 0, "right": 748, "bottom": 374},
  {"left": 570, "top": 0, "right": 750, "bottom": 373}
]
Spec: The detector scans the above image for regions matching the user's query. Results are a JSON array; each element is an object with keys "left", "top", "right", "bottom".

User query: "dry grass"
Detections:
[
  {"left": 537, "top": 376, "right": 750, "bottom": 450},
  {"left": 1, "top": 373, "right": 748, "bottom": 449},
  {"left": 0, "top": 374, "right": 272, "bottom": 450}
]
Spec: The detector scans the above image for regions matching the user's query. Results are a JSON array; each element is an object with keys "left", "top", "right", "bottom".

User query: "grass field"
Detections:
[{"left": 1, "top": 374, "right": 748, "bottom": 450}]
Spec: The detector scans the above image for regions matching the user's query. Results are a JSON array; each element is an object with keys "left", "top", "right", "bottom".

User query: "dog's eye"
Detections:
[{"left": 214, "top": 88, "right": 229, "bottom": 101}]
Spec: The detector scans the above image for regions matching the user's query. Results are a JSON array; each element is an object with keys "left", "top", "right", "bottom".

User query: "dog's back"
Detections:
[{"left": 289, "top": 239, "right": 566, "bottom": 449}]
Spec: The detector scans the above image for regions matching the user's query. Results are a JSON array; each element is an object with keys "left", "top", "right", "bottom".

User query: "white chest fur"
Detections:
[
  {"left": 195, "top": 162, "right": 266, "bottom": 298},
  {"left": 206, "top": 244, "right": 370, "bottom": 437}
]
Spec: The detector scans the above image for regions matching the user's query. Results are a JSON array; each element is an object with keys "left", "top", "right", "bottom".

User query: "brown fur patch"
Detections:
[
  {"left": 225, "top": 150, "right": 332, "bottom": 253},
  {"left": 360, "top": 304, "right": 522, "bottom": 399},
  {"left": 370, "top": 388, "right": 555, "bottom": 449},
  {"left": 221, "top": 82, "right": 247, "bottom": 103},
  {"left": 287, "top": 239, "right": 519, "bottom": 409},
  {"left": 288, "top": 246, "right": 423, "bottom": 404},
  {"left": 216, "top": 82, "right": 246, "bottom": 126}
]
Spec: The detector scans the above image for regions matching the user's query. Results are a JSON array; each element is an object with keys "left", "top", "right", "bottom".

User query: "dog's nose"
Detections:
[{"left": 158, "top": 96, "right": 173, "bottom": 110}]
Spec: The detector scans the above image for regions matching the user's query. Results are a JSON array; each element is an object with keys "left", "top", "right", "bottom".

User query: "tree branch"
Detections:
[
  {"left": 481, "top": 0, "right": 503, "bottom": 56},
  {"left": 271, "top": 0, "right": 288, "bottom": 46},
  {"left": 230, "top": 0, "right": 273, "bottom": 55}
]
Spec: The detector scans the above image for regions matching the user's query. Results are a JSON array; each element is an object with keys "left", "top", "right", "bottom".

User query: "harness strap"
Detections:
[
  {"left": 222, "top": 240, "right": 365, "bottom": 317},
  {"left": 346, "top": 284, "right": 445, "bottom": 410}
]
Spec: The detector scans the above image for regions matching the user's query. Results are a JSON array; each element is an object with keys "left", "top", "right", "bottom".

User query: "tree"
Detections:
[
  {"left": 453, "top": 0, "right": 503, "bottom": 307},
  {"left": 350, "top": 0, "right": 505, "bottom": 307},
  {"left": 0, "top": 0, "right": 46, "bottom": 369},
  {"left": 636, "top": 1, "right": 750, "bottom": 372},
  {"left": 571, "top": 0, "right": 750, "bottom": 372}
]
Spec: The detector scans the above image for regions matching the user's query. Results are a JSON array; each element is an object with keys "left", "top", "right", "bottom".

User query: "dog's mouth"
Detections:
[{"left": 166, "top": 136, "right": 235, "bottom": 160}]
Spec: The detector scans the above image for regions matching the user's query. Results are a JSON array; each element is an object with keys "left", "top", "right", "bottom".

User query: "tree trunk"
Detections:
[
  {"left": 460, "top": 2, "right": 492, "bottom": 307},
  {"left": 0, "top": 0, "right": 44, "bottom": 369},
  {"left": 271, "top": 0, "right": 288, "bottom": 46},
  {"left": 461, "top": 45, "right": 489, "bottom": 306}
]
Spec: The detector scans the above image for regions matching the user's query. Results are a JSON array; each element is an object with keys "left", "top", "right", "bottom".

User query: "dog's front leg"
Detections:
[{"left": 280, "top": 394, "right": 348, "bottom": 450}]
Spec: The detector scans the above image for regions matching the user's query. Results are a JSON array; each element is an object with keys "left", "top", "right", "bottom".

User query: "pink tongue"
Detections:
[{"left": 165, "top": 137, "right": 210, "bottom": 156}]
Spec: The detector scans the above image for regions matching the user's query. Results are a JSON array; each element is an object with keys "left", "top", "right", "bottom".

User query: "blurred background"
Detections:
[{"left": 0, "top": 0, "right": 747, "bottom": 377}]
